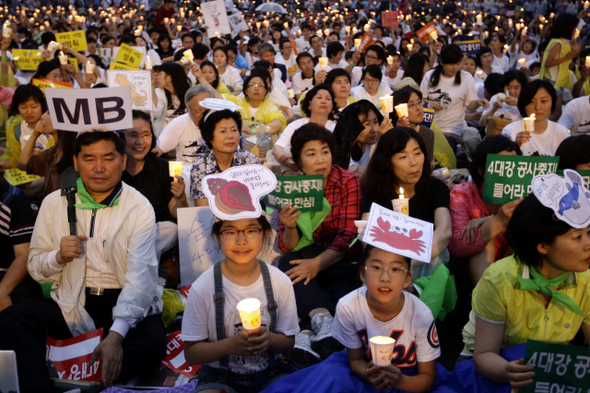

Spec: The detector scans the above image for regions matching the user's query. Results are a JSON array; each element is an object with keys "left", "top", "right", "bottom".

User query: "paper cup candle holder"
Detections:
[
  {"left": 369, "top": 336, "right": 396, "bottom": 367},
  {"left": 237, "top": 298, "right": 262, "bottom": 331}
]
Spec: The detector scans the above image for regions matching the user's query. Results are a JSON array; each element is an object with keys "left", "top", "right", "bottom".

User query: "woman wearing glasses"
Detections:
[
  {"left": 224, "top": 74, "right": 286, "bottom": 139},
  {"left": 277, "top": 124, "right": 361, "bottom": 362},
  {"left": 351, "top": 65, "right": 392, "bottom": 110},
  {"left": 190, "top": 109, "right": 260, "bottom": 206}
]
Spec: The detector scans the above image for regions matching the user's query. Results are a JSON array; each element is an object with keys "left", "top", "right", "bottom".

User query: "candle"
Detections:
[
  {"left": 369, "top": 336, "right": 396, "bottom": 367},
  {"left": 387, "top": 55, "right": 394, "bottom": 65},
  {"left": 237, "top": 298, "right": 261, "bottom": 331},
  {"left": 317, "top": 29, "right": 323, "bottom": 37},
  {"left": 145, "top": 55, "right": 152, "bottom": 70},
  {"left": 392, "top": 187, "right": 409, "bottom": 215},
  {"left": 284, "top": 22, "right": 289, "bottom": 29},
  {"left": 324, "top": 28, "right": 330, "bottom": 36},
  {"left": 380, "top": 96, "right": 394, "bottom": 113},
  {"left": 58, "top": 51, "right": 68, "bottom": 65},
  {"left": 86, "top": 60, "right": 94, "bottom": 74},
  {"left": 574, "top": 29, "right": 580, "bottom": 39},
  {"left": 2, "top": 22, "right": 10, "bottom": 38},
  {"left": 523, "top": 113, "right": 535, "bottom": 131},
  {"left": 585, "top": 56, "right": 590, "bottom": 68},
  {"left": 585, "top": 1, "right": 589, "bottom": 9},
  {"left": 263, "top": 20, "right": 269, "bottom": 27},
  {"left": 177, "top": 25, "right": 182, "bottom": 32},
  {"left": 518, "top": 58, "right": 526, "bottom": 68},
  {"left": 476, "top": 14, "right": 482, "bottom": 22},
  {"left": 364, "top": 24, "right": 370, "bottom": 32},
  {"left": 406, "top": 43, "right": 412, "bottom": 53},
  {"left": 354, "top": 38, "right": 361, "bottom": 48},
  {"left": 345, "top": 26, "right": 351, "bottom": 33},
  {"left": 476, "top": 70, "right": 484, "bottom": 79},
  {"left": 168, "top": 161, "right": 183, "bottom": 181},
  {"left": 319, "top": 56, "right": 328, "bottom": 69}
]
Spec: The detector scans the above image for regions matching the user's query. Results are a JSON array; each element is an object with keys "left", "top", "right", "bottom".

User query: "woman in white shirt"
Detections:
[
  {"left": 213, "top": 46, "right": 243, "bottom": 94},
  {"left": 351, "top": 65, "right": 393, "bottom": 110},
  {"left": 501, "top": 80, "right": 570, "bottom": 156},
  {"left": 475, "top": 47, "right": 504, "bottom": 83},
  {"left": 480, "top": 70, "right": 528, "bottom": 133}
]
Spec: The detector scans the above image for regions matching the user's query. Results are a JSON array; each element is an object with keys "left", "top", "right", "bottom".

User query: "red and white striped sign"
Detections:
[
  {"left": 46, "top": 328, "right": 103, "bottom": 382},
  {"left": 161, "top": 331, "right": 199, "bottom": 378}
]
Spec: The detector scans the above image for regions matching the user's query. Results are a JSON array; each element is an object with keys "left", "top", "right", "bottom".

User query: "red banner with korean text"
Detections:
[{"left": 46, "top": 328, "right": 103, "bottom": 382}]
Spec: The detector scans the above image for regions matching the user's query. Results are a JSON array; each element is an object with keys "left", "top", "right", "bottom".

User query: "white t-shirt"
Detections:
[
  {"left": 421, "top": 69, "right": 479, "bottom": 137},
  {"left": 501, "top": 119, "right": 571, "bottom": 156},
  {"left": 482, "top": 93, "right": 523, "bottom": 123},
  {"left": 181, "top": 263, "right": 299, "bottom": 374},
  {"left": 156, "top": 113, "right": 207, "bottom": 164},
  {"left": 386, "top": 71, "right": 404, "bottom": 90},
  {"left": 474, "top": 66, "right": 504, "bottom": 84},
  {"left": 558, "top": 96, "right": 590, "bottom": 135},
  {"left": 291, "top": 72, "right": 314, "bottom": 96},
  {"left": 351, "top": 84, "right": 393, "bottom": 112},
  {"left": 492, "top": 53, "right": 510, "bottom": 73},
  {"left": 332, "top": 287, "right": 441, "bottom": 368},
  {"left": 295, "top": 36, "right": 311, "bottom": 54},
  {"left": 275, "top": 117, "right": 337, "bottom": 149},
  {"left": 219, "top": 65, "right": 244, "bottom": 92},
  {"left": 19, "top": 122, "right": 49, "bottom": 151}
]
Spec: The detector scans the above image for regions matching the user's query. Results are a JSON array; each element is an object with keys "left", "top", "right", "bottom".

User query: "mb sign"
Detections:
[{"left": 45, "top": 86, "right": 134, "bottom": 132}]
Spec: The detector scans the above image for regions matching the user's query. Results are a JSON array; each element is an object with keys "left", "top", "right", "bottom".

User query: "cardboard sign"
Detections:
[
  {"left": 32, "top": 78, "right": 73, "bottom": 93},
  {"left": 381, "top": 11, "right": 399, "bottom": 27},
  {"left": 67, "top": 57, "right": 79, "bottom": 74},
  {"left": 202, "top": 0, "right": 232, "bottom": 37},
  {"left": 228, "top": 11, "right": 249, "bottom": 34},
  {"left": 202, "top": 165, "right": 277, "bottom": 221},
  {"left": 45, "top": 86, "right": 133, "bottom": 132},
  {"left": 483, "top": 154, "right": 560, "bottom": 204},
  {"left": 161, "top": 331, "right": 200, "bottom": 378},
  {"left": 264, "top": 175, "right": 324, "bottom": 212},
  {"left": 114, "top": 43, "right": 144, "bottom": 68},
  {"left": 455, "top": 35, "right": 481, "bottom": 56},
  {"left": 109, "top": 61, "right": 140, "bottom": 71},
  {"left": 55, "top": 30, "right": 88, "bottom": 52},
  {"left": 358, "top": 33, "right": 376, "bottom": 53},
  {"left": 362, "top": 203, "right": 434, "bottom": 263},
  {"left": 522, "top": 340, "right": 590, "bottom": 393},
  {"left": 416, "top": 22, "right": 437, "bottom": 44},
  {"left": 107, "top": 70, "right": 152, "bottom": 111},
  {"left": 4, "top": 168, "right": 41, "bottom": 186},
  {"left": 46, "top": 328, "right": 103, "bottom": 382},
  {"left": 13, "top": 49, "right": 43, "bottom": 71}
]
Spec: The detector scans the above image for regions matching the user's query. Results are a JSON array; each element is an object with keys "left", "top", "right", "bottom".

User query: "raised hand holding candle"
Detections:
[
  {"left": 387, "top": 55, "right": 394, "bottom": 65},
  {"left": 394, "top": 102, "right": 408, "bottom": 117},
  {"left": 237, "top": 298, "right": 261, "bottom": 331},
  {"left": 380, "top": 96, "right": 394, "bottom": 113},
  {"left": 319, "top": 56, "right": 328, "bottom": 69},
  {"left": 58, "top": 51, "right": 68, "bottom": 65},
  {"left": 524, "top": 113, "right": 535, "bottom": 131},
  {"left": 169, "top": 161, "right": 183, "bottom": 182},
  {"left": 354, "top": 38, "right": 361, "bottom": 48}
]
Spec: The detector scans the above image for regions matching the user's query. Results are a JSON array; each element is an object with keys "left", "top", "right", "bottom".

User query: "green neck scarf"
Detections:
[
  {"left": 517, "top": 265, "right": 584, "bottom": 317},
  {"left": 74, "top": 178, "right": 120, "bottom": 210},
  {"left": 292, "top": 198, "right": 331, "bottom": 252}
]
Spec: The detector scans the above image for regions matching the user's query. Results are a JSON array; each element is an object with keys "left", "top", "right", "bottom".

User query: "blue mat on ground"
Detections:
[
  {"left": 260, "top": 351, "right": 455, "bottom": 393},
  {"left": 101, "top": 379, "right": 198, "bottom": 393}
]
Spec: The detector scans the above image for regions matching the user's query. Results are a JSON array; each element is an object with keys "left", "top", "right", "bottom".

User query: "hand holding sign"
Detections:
[
  {"left": 505, "top": 358, "right": 535, "bottom": 390},
  {"left": 88, "top": 331, "right": 124, "bottom": 387}
]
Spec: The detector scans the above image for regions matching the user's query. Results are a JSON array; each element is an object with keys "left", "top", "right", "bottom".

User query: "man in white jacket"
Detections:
[{"left": 0, "top": 131, "right": 166, "bottom": 392}]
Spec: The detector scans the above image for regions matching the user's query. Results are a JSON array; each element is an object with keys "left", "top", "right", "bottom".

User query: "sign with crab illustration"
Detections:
[
  {"left": 202, "top": 165, "right": 277, "bottom": 221},
  {"left": 362, "top": 203, "right": 433, "bottom": 263}
]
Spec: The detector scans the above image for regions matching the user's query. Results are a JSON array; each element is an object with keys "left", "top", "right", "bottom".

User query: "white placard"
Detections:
[
  {"left": 178, "top": 206, "right": 282, "bottom": 287},
  {"left": 45, "top": 86, "right": 133, "bottom": 132},
  {"left": 228, "top": 11, "right": 249, "bottom": 34},
  {"left": 202, "top": 0, "right": 231, "bottom": 37},
  {"left": 361, "top": 203, "right": 434, "bottom": 263},
  {"left": 107, "top": 70, "right": 153, "bottom": 111}
]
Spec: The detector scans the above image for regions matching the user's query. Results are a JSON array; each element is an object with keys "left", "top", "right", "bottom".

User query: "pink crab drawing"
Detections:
[{"left": 370, "top": 217, "right": 426, "bottom": 255}]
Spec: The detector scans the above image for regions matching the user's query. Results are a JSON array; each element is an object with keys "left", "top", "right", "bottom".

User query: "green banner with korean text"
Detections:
[
  {"left": 522, "top": 339, "right": 590, "bottom": 393},
  {"left": 264, "top": 175, "right": 324, "bottom": 213},
  {"left": 483, "top": 154, "right": 560, "bottom": 204}
]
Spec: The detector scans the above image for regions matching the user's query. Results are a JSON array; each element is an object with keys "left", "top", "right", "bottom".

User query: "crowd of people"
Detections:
[{"left": 0, "top": 0, "right": 589, "bottom": 392}]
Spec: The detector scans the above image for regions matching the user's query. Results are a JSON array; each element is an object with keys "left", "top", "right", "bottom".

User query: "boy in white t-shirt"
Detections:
[{"left": 332, "top": 245, "right": 440, "bottom": 392}]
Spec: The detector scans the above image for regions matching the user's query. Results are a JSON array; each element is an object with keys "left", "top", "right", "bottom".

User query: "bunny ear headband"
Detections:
[
  {"left": 532, "top": 169, "right": 590, "bottom": 228},
  {"left": 198, "top": 98, "right": 243, "bottom": 123},
  {"left": 202, "top": 164, "right": 277, "bottom": 221}
]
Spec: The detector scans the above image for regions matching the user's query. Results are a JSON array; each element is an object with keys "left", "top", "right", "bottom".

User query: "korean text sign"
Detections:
[
  {"left": 522, "top": 339, "right": 590, "bottom": 393},
  {"left": 264, "top": 175, "right": 324, "bottom": 213},
  {"left": 483, "top": 154, "right": 560, "bottom": 204}
]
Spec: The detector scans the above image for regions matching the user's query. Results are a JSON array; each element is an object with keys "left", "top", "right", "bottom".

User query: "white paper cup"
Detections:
[
  {"left": 354, "top": 220, "right": 367, "bottom": 230},
  {"left": 392, "top": 198, "right": 409, "bottom": 215},
  {"left": 237, "top": 298, "right": 261, "bottom": 331},
  {"left": 380, "top": 96, "right": 394, "bottom": 113},
  {"left": 523, "top": 117, "right": 535, "bottom": 132},
  {"left": 354, "top": 38, "right": 361, "bottom": 48},
  {"left": 497, "top": 93, "right": 506, "bottom": 104},
  {"left": 168, "top": 161, "right": 183, "bottom": 181},
  {"left": 183, "top": 49, "right": 194, "bottom": 62},
  {"left": 86, "top": 62, "right": 95, "bottom": 74},
  {"left": 394, "top": 103, "right": 408, "bottom": 117},
  {"left": 47, "top": 41, "right": 60, "bottom": 52},
  {"left": 2, "top": 26, "right": 11, "bottom": 38},
  {"left": 58, "top": 54, "right": 68, "bottom": 65},
  {"left": 370, "top": 336, "right": 396, "bottom": 367},
  {"left": 319, "top": 57, "right": 328, "bottom": 69}
]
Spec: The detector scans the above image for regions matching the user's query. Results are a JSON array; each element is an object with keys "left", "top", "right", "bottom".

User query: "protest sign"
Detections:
[
  {"left": 358, "top": 33, "right": 377, "bottom": 53},
  {"left": 522, "top": 340, "right": 590, "bottom": 393},
  {"left": 67, "top": 57, "right": 79, "bottom": 73},
  {"left": 228, "top": 11, "right": 249, "bottom": 34},
  {"left": 455, "top": 35, "right": 481, "bottom": 56},
  {"left": 32, "top": 78, "right": 73, "bottom": 93},
  {"left": 421, "top": 101, "right": 435, "bottom": 129},
  {"left": 416, "top": 22, "right": 437, "bottom": 44},
  {"left": 264, "top": 175, "right": 324, "bottom": 213},
  {"left": 4, "top": 168, "right": 40, "bottom": 186},
  {"left": 55, "top": 30, "right": 88, "bottom": 52},
  {"left": 161, "top": 331, "right": 200, "bottom": 378},
  {"left": 362, "top": 203, "right": 434, "bottom": 263},
  {"left": 202, "top": 0, "right": 231, "bottom": 37},
  {"left": 32, "top": 30, "right": 44, "bottom": 46},
  {"left": 483, "top": 154, "right": 560, "bottom": 204},
  {"left": 107, "top": 70, "right": 152, "bottom": 110},
  {"left": 109, "top": 61, "right": 139, "bottom": 71},
  {"left": 12, "top": 49, "right": 43, "bottom": 71},
  {"left": 46, "top": 328, "right": 103, "bottom": 382},
  {"left": 46, "top": 86, "right": 133, "bottom": 132},
  {"left": 381, "top": 11, "right": 399, "bottom": 28},
  {"left": 114, "top": 43, "right": 144, "bottom": 68}
]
